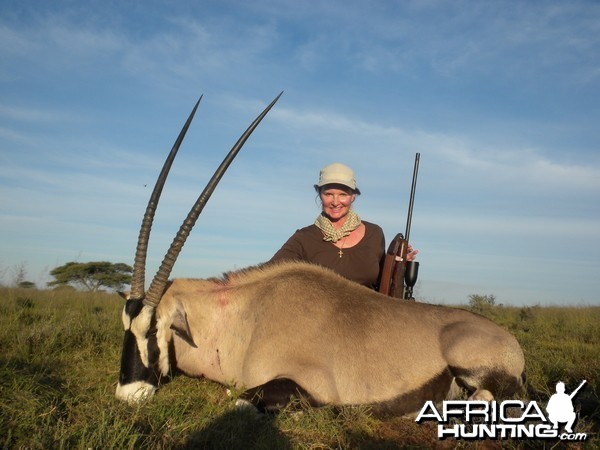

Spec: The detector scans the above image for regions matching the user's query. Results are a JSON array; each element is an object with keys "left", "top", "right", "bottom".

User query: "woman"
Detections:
[{"left": 270, "top": 162, "right": 418, "bottom": 290}]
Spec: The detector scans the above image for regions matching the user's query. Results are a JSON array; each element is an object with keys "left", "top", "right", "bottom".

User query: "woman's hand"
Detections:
[{"left": 395, "top": 245, "right": 419, "bottom": 262}]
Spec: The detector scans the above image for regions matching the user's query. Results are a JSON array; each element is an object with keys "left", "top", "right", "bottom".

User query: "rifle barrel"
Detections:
[
  {"left": 404, "top": 153, "right": 420, "bottom": 243},
  {"left": 569, "top": 380, "right": 587, "bottom": 399}
]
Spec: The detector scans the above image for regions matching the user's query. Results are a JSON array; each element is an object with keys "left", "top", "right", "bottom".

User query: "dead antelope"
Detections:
[{"left": 116, "top": 93, "right": 525, "bottom": 416}]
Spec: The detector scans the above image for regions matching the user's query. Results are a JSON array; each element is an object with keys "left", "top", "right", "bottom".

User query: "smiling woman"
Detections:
[{"left": 269, "top": 162, "right": 418, "bottom": 290}]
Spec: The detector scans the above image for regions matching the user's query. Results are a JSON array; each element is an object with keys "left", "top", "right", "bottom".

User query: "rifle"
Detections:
[
  {"left": 379, "top": 153, "right": 420, "bottom": 300},
  {"left": 569, "top": 380, "right": 587, "bottom": 399}
]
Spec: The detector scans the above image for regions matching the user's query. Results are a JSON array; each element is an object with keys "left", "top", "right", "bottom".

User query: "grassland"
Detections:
[{"left": 0, "top": 287, "right": 598, "bottom": 449}]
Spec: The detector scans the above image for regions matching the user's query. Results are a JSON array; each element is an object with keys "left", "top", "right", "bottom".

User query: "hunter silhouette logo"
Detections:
[
  {"left": 415, "top": 380, "right": 588, "bottom": 441},
  {"left": 546, "top": 380, "right": 586, "bottom": 434}
]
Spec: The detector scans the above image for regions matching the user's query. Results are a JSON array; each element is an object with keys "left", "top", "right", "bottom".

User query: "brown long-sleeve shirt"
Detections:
[{"left": 270, "top": 221, "right": 386, "bottom": 290}]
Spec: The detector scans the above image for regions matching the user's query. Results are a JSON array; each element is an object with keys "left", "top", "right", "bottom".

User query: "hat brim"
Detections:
[{"left": 314, "top": 182, "right": 361, "bottom": 195}]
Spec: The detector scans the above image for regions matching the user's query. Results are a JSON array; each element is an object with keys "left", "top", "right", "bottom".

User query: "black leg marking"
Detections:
[
  {"left": 450, "top": 366, "right": 524, "bottom": 398},
  {"left": 369, "top": 368, "right": 454, "bottom": 418},
  {"left": 239, "top": 378, "right": 321, "bottom": 413}
]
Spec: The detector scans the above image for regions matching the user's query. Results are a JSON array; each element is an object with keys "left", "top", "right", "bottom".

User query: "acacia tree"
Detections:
[{"left": 48, "top": 261, "right": 132, "bottom": 292}]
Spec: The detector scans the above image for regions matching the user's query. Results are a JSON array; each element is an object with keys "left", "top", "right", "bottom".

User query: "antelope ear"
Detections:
[
  {"left": 170, "top": 304, "right": 197, "bottom": 348},
  {"left": 118, "top": 291, "right": 130, "bottom": 301}
]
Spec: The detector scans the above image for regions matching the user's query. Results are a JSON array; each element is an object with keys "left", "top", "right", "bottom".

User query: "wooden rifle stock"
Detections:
[
  {"left": 379, "top": 233, "right": 408, "bottom": 298},
  {"left": 378, "top": 153, "right": 420, "bottom": 300}
]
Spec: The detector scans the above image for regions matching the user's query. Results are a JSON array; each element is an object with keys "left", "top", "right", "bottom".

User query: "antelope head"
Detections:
[{"left": 116, "top": 93, "right": 282, "bottom": 402}]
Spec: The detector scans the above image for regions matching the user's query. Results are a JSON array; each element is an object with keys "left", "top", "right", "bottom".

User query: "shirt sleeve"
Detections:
[{"left": 269, "top": 229, "right": 306, "bottom": 263}]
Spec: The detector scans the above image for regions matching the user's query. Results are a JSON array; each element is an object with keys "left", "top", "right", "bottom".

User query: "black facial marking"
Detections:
[
  {"left": 118, "top": 300, "right": 161, "bottom": 388},
  {"left": 125, "top": 299, "right": 145, "bottom": 319},
  {"left": 119, "top": 330, "right": 158, "bottom": 386},
  {"left": 146, "top": 324, "right": 160, "bottom": 373}
]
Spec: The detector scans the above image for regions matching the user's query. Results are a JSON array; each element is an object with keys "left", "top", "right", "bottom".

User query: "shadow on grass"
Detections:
[
  {"left": 179, "top": 409, "right": 292, "bottom": 449},
  {"left": 0, "top": 357, "right": 71, "bottom": 449},
  {"left": 1, "top": 357, "right": 65, "bottom": 388},
  {"left": 177, "top": 407, "right": 424, "bottom": 449}
]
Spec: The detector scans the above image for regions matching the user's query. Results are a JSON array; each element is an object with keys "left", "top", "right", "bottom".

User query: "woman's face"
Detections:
[{"left": 320, "top": 186, "right": 355, "bottom": 223}]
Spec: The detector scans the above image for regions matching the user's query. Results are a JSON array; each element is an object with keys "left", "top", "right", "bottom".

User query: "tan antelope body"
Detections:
[{"left": 116, "top": 94, "right": 525, "bottom": 416}]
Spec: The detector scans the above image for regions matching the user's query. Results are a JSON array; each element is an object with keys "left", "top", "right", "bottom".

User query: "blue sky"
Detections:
[{"left": 1, "top": 0, "right": 598, "bottom": 305}]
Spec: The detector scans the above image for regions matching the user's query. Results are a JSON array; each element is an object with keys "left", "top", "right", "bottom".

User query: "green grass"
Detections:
[{"left": 0, "top": 287, "right": 598, "bottom": 449}]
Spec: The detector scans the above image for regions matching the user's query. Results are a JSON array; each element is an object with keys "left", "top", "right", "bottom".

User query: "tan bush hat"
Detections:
[{"left": 314, "top": 162, "right": 360, "bottom": 194}]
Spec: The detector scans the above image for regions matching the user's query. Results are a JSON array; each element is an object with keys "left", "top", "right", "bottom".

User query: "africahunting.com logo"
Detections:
[{"left": 415, "top": 380, "right": 588, "bottom": 441}]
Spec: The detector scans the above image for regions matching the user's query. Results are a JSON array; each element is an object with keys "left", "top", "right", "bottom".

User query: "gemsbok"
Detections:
[{"left": 116, "top": 93, "right": 525, "bottom": 416}]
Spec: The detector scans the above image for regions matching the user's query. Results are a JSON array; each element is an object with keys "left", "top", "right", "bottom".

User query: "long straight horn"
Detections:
[
  {"left": 130, "top": 97, "right": 203, "bottom": 301},
  {"left": 143, "top": 92, "right": 283, "bottom": 307}
]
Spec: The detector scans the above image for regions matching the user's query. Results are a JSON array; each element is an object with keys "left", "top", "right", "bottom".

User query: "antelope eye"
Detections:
[{"left": 146, "top": 328, "right": 158, "bottom": 338}]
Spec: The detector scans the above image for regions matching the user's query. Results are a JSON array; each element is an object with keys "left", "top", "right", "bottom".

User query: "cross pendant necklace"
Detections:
[{"left": 337, "top": 237, "right": 346, "bottom": 258}]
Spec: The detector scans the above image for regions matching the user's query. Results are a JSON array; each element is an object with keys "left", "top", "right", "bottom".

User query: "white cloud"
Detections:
[{"left": 0, "top": 104, "right": 81, "bottom": 124}]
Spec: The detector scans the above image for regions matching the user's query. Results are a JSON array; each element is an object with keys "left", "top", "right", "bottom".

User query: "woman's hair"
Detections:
[{"left": 314, "top": 183, "right": 359, "bottom": 208}]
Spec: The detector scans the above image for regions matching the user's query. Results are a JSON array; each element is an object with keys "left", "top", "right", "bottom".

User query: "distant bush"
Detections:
[
  {"left": 468, "top": 293, "right": 499, "bottom": 316},
  {"left": 52, "top": 284, "right": 76, "bottom": 292}
]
